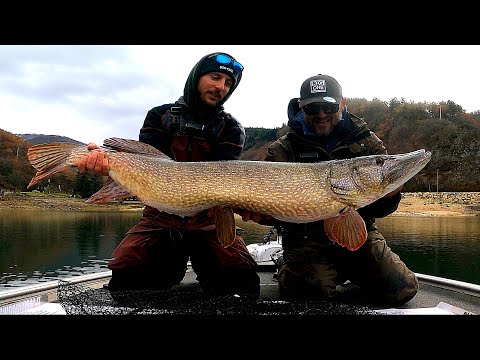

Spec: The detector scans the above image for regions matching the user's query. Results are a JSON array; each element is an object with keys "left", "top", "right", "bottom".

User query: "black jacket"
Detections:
[{"left": 138, "top": 53, "right": 245, "bottom": 161}]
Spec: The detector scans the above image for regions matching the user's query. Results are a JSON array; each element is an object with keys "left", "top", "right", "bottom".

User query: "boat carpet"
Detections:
[{"left": 57, "top": 279, "right": 378, "bottom": 316}]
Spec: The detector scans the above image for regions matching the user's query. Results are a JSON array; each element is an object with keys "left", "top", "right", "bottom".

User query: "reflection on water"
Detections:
[
  {"left": 1, "top": 209, "right": 479, "bottom": 291},
  {"left": 377, "top": 216, "right": 480, "bottom": 285},
  {"left": 0, "top": 209, "right": 142, "bottom": 290}
]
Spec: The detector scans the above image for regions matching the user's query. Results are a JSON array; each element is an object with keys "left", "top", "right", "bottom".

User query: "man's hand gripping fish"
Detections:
[{"left": 27, "top": 138, "right": 431, "bottom": 251}]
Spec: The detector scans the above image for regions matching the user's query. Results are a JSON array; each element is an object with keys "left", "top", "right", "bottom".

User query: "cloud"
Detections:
[{"left": 1, "top": 45, "right": 479, "bottom": 146}]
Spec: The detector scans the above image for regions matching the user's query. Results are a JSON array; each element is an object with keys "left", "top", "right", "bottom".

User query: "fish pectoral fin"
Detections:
[
  {"left": 86, "top": 179, "right": 134, "bottom": 203},
  {"left": 214, "top": 206, "right": 236, "bottom": 248},
  {"left": 323, "top": 207, "right": 367, "bottom": 251}
]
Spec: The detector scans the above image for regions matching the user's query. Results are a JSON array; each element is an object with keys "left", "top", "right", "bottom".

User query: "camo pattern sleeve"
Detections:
[{"left": 264, "top": 136, "right": 291, "bottom": 162}]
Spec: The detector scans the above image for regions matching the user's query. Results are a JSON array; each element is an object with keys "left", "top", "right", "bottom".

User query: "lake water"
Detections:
[{"left": 1, "top": 209, "right": 479, "bottom": 291}]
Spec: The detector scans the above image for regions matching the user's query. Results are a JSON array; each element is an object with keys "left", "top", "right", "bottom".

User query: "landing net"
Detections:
[{"left": 57, "top": 279, "right": 376, "bottom": 315}]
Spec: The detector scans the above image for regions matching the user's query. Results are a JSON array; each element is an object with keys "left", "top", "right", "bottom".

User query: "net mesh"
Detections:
[{"left": 57, "top": 279, "right": 377, "bottom": 315}]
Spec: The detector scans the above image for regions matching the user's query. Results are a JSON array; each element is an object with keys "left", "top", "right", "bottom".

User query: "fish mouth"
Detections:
[{"left": 383, "top": 149, "right": 432, "bottom": 189}]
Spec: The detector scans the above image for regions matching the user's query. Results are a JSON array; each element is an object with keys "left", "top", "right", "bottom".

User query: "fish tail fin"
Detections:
[
  {"left": 214, "top": 206, "right": 236, "bottom": 248},
  {"left": 324, "top": 207, "right": 367, "bottom": 251},
  {"left": 27, "top": 142, "right": 84, "bottom": 189}
]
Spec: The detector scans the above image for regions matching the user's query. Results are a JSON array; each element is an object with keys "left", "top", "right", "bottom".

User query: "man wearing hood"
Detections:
[
  {"left": 78, "top": 52, "right": 260, "bottom": 298},
  {"left": 243, "top": 74, "right": 418, "bottom": 306}
]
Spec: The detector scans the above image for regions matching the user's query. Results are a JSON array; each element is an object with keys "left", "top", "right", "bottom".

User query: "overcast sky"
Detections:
[{"left": 1, "top": 45, "right": 478, "bottom": 146}]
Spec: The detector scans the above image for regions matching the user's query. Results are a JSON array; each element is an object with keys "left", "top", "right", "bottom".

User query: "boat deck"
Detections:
[{"left": 1, "top": 266, "right": 480, "bottom": 315}]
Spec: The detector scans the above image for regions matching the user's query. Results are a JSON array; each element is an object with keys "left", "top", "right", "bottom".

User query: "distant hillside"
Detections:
[
  {"left": 0, "top": 129, "right": 37, "bottom": 191},
  {"left": 17, "top": 134, "right": 85, "bottom": 145},
  {"left": 0, "top": 129, "right": 87, "bottom": 194},
  {"left": 245, "top": 98, "right": 480, "bottom": 192},
  {"left": 241, "top": 127, "right": 288, "bottom": 160}
]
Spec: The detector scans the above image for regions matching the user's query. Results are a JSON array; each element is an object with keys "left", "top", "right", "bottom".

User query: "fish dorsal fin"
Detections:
[
  {"left": 103, "top": 138, "right": 172, "bottom": 160},
  {"left": 213, "top": 206, "right": 236, "bottom": 248},
  {"left": 323, "top": 207, "right": 367, "bottom": 251},
  {"left": 85, "top": 179, "right": 135, "bottom": 203}
]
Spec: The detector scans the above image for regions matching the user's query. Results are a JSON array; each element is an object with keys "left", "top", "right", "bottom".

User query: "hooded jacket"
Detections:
[
  {"left": 139, "top": 52, "right": 245, "bottom": 162},
  {"left": 265, "top": 98, "right": 402, "bottom": 245},
  {"left": 136, "top": 53, "right": 246, "bottom": 228}
]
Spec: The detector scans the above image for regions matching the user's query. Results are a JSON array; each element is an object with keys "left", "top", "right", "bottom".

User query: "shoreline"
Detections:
[
  {"left": 0, "top": 192, "right": 479, "bottom": 217},
  {"left": 394, "top": 192, "right": 480, "bottom": 217}
]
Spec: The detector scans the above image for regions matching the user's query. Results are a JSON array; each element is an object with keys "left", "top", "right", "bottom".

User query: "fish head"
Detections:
[{"left": 329, "top": 149, "right": 432, "bottom": 207}]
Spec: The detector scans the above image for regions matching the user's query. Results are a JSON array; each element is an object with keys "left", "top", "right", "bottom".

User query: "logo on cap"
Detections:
[
  {"left": 323, "top": 96, "right": 336, "bottom": 103},
  {"left": 310, "top": 79, "right": 327, "bottom": 94},
  {"left": 219, "top": 65, "right": 234, "bottom": 74}
]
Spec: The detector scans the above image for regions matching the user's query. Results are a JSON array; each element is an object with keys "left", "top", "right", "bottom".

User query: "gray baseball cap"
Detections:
[{"left": 299, "top": 74, "right": 343, "bottom": 108}]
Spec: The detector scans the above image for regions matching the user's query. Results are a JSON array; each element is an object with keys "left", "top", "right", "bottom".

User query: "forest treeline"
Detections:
[
  {"left": 239, "top": 97, "right": 480, "bottom": 192},
  {"left": 1, "top": 97, "right": 479, "bottom": 197}
]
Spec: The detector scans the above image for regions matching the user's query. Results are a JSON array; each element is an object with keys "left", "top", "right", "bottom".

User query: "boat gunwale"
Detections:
[
  {"left": 1, "top": 271, "right": 480, "bottom": 304},
  {"left": 0, "top": 270, "right": 112, "bottom": 302},
  {"left": 415, "top": 273, "right": 480, "bottom": 298}
]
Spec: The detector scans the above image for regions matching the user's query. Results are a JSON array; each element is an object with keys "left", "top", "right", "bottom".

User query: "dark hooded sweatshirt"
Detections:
[
  {"left": 139, "top": 53, "right": 245, "bottom": 162},
  {"left": 264, "top": 98, "right": 402, "bottom": 245},
  {"left": 136, "top": 53, "right": 246, "bottom": 227}
]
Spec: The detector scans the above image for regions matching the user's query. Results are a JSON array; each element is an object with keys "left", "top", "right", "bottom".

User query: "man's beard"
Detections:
[{"left": 314, "top": 113, "right": 342, "bottom": 136}]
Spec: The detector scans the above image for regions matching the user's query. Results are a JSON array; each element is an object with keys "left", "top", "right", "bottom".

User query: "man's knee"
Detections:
[
  {"left": 277, "top": 262, "right": 337, "bottom": 299},
  {"left": 355, "top": 260, "right": 419, "bottom": 306},
  {"left": 355, "top": 232, "right": 419, "bottom": 305},
  {"left": 383, "top": 271, "right": 419, "bottom": 305}
]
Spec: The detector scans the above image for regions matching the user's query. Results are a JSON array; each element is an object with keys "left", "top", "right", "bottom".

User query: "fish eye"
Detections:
[{"left": 375, "top": 158, "right": 385, "bottom": 166}]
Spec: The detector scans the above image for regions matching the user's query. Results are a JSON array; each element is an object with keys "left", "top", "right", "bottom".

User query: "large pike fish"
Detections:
[{"left": 27, "top": 138, "right": 431, "bottom": 251}]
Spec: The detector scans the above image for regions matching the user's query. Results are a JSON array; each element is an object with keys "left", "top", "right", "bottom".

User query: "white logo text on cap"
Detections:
[
  {"left": 310, "top": 79, "right": 326, "bottom": 93},
  {"left": 219, "top": 65, "right": 234, "bottom": 74}
]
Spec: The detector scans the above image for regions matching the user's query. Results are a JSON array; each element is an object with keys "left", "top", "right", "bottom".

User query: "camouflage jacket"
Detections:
[{"left": 265, "top": 98, "right": 401, "bottom": 243}]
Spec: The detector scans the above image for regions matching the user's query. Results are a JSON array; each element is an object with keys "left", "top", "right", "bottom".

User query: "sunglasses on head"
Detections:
[
  {"left": 213, "top": 54, "right": 244, "bottom": 73},
  {"left": 302, "top": 102, "right": 340, "bottom": 115}
]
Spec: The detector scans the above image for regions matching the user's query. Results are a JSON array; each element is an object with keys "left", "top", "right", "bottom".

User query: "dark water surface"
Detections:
[
  {"left": 0, "top": 209, "right": 141, "bottom": 290},
  {"left": 376, "top": 216, "right": 480, "bottom": 285},
  {"left": 1, "top": 209, "right": 479, "bottom": 291}
]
